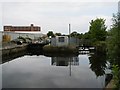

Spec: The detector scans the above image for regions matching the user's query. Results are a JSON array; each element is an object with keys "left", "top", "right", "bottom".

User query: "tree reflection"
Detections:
[{"left": 89, "top": 52, "right": 107, "bottom": 77}]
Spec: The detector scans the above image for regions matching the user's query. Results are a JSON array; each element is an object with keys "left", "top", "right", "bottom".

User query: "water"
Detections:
[{"left": 1, "top": 53, "right": 109, "bottom": 88}]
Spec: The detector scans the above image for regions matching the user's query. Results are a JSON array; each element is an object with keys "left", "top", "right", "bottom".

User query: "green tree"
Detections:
[
  {"left": 70, "top": 31, "right": 83, "bottom": 39},
  {"left": 107, "top": 13, "right": 120, "bottom": 89},
  {"left": 47, "top": 31, "right": 55, "bottom": 37},
  {"left": 112, "top": 65, "right": 120, "bottom": 89},
  {"left": 89, "top": 18, "right": 107, "bottom": 42},
  {"left": 82, "top": 32, "right": 90, "bottom": 39},
  {"left": 107, "top": 13, "right": 120, "bottom": 67},
  {"left": 55, "top": 33, "right": 61, "bottom": 36},
  {"left": 70, "top": 31, "right": 78, "bottom": 37}
]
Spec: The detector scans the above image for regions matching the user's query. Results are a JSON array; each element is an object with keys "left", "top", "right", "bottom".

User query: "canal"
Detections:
[{"left": 1, "top": 51, "right": 111, "bottom": 89}]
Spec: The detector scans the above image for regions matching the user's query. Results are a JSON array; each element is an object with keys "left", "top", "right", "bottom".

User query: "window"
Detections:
[{"left": 58, "top": 37, "right": 65, "bottom": 42}]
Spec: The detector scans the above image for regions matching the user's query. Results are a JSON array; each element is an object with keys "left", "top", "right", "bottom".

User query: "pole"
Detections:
[
  {"left": 69, "top": 24, "right": 71, "bottom": 45},
  {"left": 69, "top": 24, "right": 71, "bottom": 35},
  {"left": 69, "top": 58, "right": 71, "bottom": 76}
]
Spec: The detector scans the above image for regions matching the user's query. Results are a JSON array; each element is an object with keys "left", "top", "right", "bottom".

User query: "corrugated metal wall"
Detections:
[{"left": 51, "top": 36, "right": 80, "bottom": 46}]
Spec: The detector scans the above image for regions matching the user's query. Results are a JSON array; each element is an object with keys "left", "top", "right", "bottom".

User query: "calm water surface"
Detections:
[{"left": 2, "top": 54, "right": 108, "bottom": 88}]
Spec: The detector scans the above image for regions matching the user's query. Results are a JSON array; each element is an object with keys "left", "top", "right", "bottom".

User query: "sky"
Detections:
[
  {"left": 118, "top": 1, "right": 120, "bottom": 13},
  {"left": 0, "top": 0, "right": 119, "bottom": 34}
]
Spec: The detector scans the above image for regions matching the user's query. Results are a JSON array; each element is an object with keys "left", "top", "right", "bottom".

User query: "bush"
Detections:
[
  {"left": 94, "top": 41, "right": 107, "bottom": 53},
  {"left": 43, "top": 45, "right": 78, "bottom": 53},
  {"left": 112, "top": 65, "right": 120, "bottom": 89}
]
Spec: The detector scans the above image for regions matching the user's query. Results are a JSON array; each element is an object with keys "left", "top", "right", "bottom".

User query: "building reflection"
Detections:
[
  {"left": 51, "top": 56, "right": 79, "bottom": 66},
  {"left": 51, "top": 56, "right": 79, "bottom": 76}
]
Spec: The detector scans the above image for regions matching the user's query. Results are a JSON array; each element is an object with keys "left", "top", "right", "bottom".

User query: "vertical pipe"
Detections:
[
  {"left": 118, "top": 1, "right": 120, "bottom": 13},
  {"left": 69, "top": 24, "right": 71, "bottom": 35},
  {"left": 69, "top": 57, "right": 71, "bottom": 76},
  {"left": 69, "top": 24, "right": 71, "bottom": 45}
]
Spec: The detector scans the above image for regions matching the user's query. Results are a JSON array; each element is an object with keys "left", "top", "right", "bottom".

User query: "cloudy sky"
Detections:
[{"left": 0, "top": 0, "right": 119, "bottom": 34}]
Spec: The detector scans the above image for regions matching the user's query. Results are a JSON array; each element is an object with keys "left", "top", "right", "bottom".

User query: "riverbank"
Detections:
[
  {"left": 105, "top": 79, "right": 115, "bottom": 89},
  {"left": 1, "top": 42, "right": 80, "bottom": 63},
  {"left": 2, "top": 43, "right": 28, "bottom": 58},
  {"left": 43, "top": 45, "right": 79, "bottom": 54}
]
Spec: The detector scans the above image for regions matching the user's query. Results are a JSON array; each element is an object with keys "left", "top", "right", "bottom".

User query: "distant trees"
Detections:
[
  {"left": 47, "top": 31, "right": 63, "bottom": 37},
  {"left": 46, "top": 18, "right": 107, "bottom": 47},
  {"left": 82, "top": 32, "right": 90, "bottom": 39},
  {"left": 55, "top": 33, "right": 61, "bottom": 36},
  {"left": 47, "top": 31, "right": 55, "bottom": 38},
  {"left": 69, "top": 18, "right": 107, "bottom": 42},
  {"left": 70, "top": 31, "right": 83, "bottom": 39}
]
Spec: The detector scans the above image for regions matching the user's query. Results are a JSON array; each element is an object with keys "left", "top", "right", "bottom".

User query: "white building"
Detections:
[
  {"left": 52, "top": 36, "right": 69, "bottom": 47},
  {"left": 51, "top": 36, "right": 80, "bottom": 47}
]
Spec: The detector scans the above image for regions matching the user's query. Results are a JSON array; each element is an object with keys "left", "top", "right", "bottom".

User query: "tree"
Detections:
[
  {"left": 82, "top": 32, "right": 90, "bottom": 39},
  {"left": 107, "top": 13, "right": 120, "bottom": 67},
  {"left": 47, "top": 31, "right": 55, "bottom": 37},
  {"left": 89, "top": 18, "right": 107, "bottom": 42},
  {"left": 70, "top": 31, "right": 83, "bottom": 39},
  {"left": 70, "top": 31, "right": 77, "bottom": 37},
  {"left": 107, "top": 13, "right": 120, "bottom": 89},
  {"left": 55, "top": 33, "right": 61, "bottom": 36}
]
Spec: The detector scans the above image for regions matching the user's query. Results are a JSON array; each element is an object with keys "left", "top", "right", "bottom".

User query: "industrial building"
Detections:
[{"left": 4, "top": 24, "right": 41, "bottom": 32}]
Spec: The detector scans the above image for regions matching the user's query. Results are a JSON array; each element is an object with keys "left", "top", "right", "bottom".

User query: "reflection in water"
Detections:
[
  {"left": 51, "top": 56, "right": 79, "bottom": 76},
  {"left": 89, "top": 52, "right": 107, "bottom": 77},
  {"left": 2, "top": 54, "right": 106, "bottom": 88},
  {"left": 52, "top": 56, "right": 79, "bottom": 66},
  {"left": 1, "top": 49, "right": 112, "bottom": 88},
  {"left": 89, "top": 52, "right": 112, "bottom": 87},
  {"left": 2, "top": 51, "right": 26, "bottom": 64}
]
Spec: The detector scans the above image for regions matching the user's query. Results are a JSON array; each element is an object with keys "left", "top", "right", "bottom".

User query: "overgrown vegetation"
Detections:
[
  {"left": 107, "top": 13, "right": 120, "bottom": 89},
  {"left": 112, "top": 65, "right": 120, "bottom": 89},
  {"left": 43, "top": 45, "right": 78, "bottom": 54}
]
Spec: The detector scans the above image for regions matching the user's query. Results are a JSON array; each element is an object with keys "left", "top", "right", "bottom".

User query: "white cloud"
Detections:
[
  {"left": 1, "top": 2, "right": 117, "bottom": 34},
  {"left": 0, "top": 3, "right": 2, "bottom": 30},
  {"left": 0, "top": 0, "right": 119, "bottom": 2}
]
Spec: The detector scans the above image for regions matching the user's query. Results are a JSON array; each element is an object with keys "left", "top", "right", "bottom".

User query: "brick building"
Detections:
[{"left": 4, "top": 24, "right": 41, "bottom": 32}]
